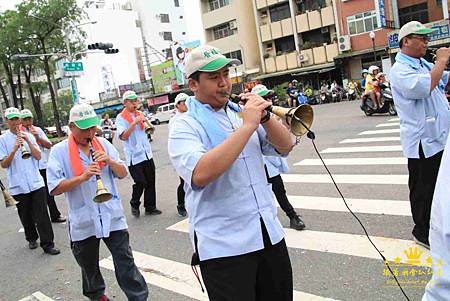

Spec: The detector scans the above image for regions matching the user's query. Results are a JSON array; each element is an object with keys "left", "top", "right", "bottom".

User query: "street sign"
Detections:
[{"left": 63, "top": 61, "right": 83, "bottom": 72}]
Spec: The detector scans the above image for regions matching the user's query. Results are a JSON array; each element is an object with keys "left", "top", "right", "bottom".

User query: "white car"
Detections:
[{"left": 152, "top": 103, "right": 176, "bottom": 125}]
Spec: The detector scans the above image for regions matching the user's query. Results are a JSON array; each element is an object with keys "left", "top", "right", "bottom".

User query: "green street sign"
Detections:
[{"left": 63, "top": 61, "right": 84, "bottom": 72}]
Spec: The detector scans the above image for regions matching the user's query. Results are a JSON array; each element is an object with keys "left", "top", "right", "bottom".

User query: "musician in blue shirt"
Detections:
[{"left": 168, "top": 45, "right": 294, "bottom": 301}]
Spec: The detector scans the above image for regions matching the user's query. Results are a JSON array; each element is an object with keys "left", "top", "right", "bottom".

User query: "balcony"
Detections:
[
  {"left": 260, "top": 23, "right": 272, "bottom": 42},
  {"left": 202, "top": 4, "right": 234, "bottom": 29},
  {"left": 307, "top": 10, "right": 321, "bottom": 30},
  {"left": 299, "top": 49, "right": 314, "bottom": 66},
  {"left": 281, "top": 18, "right": 293, "bottom": 36},
  {"left": 321, "top": 6, "right": 334, "bottom": 27},
  {"left": 286, "top": 52, "right": 299, "bottom": 69},
  {"left": 275, "top": 54, "right": 287, "bottom": 71},
  {"left": 267, "top": 0, "right": 279, "bottom": 6},
  {"left": 261, "top": 18, "right": 294, "bottom": 42},
  {"left": 256, "top": 0, "right": 267, "bottom": 9},
  {"left": 296, "top": 4, "right": 335, "bottom": 33},
  {"left": 296, "top": 13, "right": 309, "bottom": 33},
  {"left": 265, "top": 56, "right": 277, "bottom": 73},
  {"left": 270, "top": 21, "right": 283, "bottom": 39},
  {"left": 207, "top": 34, "right": 240, "bottom": 53},
  {"left": 325, "top": 43, "right": 338, "bottom": 62}
]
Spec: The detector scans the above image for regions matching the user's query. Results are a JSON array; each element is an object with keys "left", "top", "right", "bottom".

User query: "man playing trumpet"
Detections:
[
  {"left": 0, "top": 107, "right": 59, "bottom": 255},
  {"left": 20, "top": 109, "right": 66, "bottom": 223},
  {"left": 168, "top": 45, "right": 294, "bottom": 300},
  {"left": 46, "top": 103, "right": 148, "bottom": 301},
  {"left": 116, "top": 90, "right": 160, "bottom": 217}
]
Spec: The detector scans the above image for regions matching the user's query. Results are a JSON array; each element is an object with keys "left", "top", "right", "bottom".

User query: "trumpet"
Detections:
[
  {"left": 88, "top": 141, "right": 113, "bottom": 203},
  {"left": 0, "top": 179, "right": 17, "bottom": 208},
  {"left": 229, "top": 94, "right": 314, "bottom": 138},
  {"left": 143, "top": 117, "right": 155, "bottom": 135},
  {"left": 19, "top": 132, "right": 31, "bottom": 159},
  {"left": 428, "top": 47, "right": 450, "bottom": 68}
]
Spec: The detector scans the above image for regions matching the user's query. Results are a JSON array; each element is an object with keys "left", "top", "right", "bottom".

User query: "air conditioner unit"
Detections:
[
  {"left": 321, "top": 27, "right": 329, "bottom": 33},
  {"left": 229, "top": 20, "right": 237, "bottom": 30},
  {"left": 338, "top": 35, "right": 351, "bottom": 52},
  {"left": 299, "top": 54, "right": 309, "bottom": 62}
]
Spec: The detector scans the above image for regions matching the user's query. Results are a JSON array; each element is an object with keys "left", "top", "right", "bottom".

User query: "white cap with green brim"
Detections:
[
  {"left": 122, "top": 90, "right": 138, "bottom": 103},
  {"left": 251, "top": 84, "right": 274, "bottom": 97},
  {"left": 21, "top": 109, "right": 33, "bottom": 118},
  {"left": 5, "top": 107, "right": 21, "bottom": 119},
  {"left": 69, "top": 103, "right": 100, "bottom": 129},
  {"left": 184, "top": 45, "right": 241, "bottom": 79},
  {"left": 398, "top": 21, "right": 435, "bottom": 43},
  {"left": 175, "top": 93, "right": 189, "bottom": 105}
]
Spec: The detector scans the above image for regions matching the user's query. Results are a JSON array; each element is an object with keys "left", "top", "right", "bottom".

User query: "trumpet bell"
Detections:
[
  {"left": 270, "top": 104, "right": 314, "bottom": 137},
  {"left": 3, "top": 190, "right": 18, "bottom": 207},
  {"left": 93, "top": 179, "right": 113, "bottom": 203},
  {"left": 21, "top": 147, "right": 31, "bottom": 159}
]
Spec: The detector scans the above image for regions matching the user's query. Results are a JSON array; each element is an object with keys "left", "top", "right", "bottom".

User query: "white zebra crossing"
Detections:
[
  {"left": 295, "top": 157, "right": 406, "bottom": 166},
  {"left": 167, "top": 219, "right": 429, "bottom": 266},
  {"left": 18, "top": 292, "right": 55, "bottom": 301},
  {"left": 99, "top": 251, "right": 341, "bottom": 301},
  {"left": 339, "top": 137, "right": 400, "bottom": 144},
  {"left": 388, "top": 117, "right": 400, "bottom": 122},
  {"left": 281, "top": 174, "right": 408, "bottom": 185},
  {"left": 376, "top": 122, "right": 400, "bottom": 127},
  {"left": 358, "top": 129, "right": 400, "bottom": 135},
  {"left": 321, "top": 145, "right": 403, "bottom": 153}
]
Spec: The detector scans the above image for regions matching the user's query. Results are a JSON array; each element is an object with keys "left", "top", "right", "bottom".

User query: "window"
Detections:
[
  {"left": 274, "top": 36, "right": 296, "bottom": 54},
  {"left": 399, "top": 3, "right": 428, "bottom": 26},
  {"left": 347, "top": 11, "right": 378, "bottom": 35},
  {"left": 297, "top": 0, "right": 326, "bottom": 14},
  {"left": 57, "top": 78, "right": 70, "bottom": 90},
  {"left": 162, "top": 32, "right": 173, "bottom": 41},
  {"left": 174, "top": 0, "right": 179, "bottom": 7},
  {"left": 160, "top": 13, "right": 170, "bottom": 23},
  {"left": 269, "top": 3, "right": 291, "bottom": 22},
  {"left": 224, "top": 50, "right": 242, "bottom": 62},
  {"left": 209, "top": 0, "right": 229, "bottom": 11},
  {"left": 212, "top": 23, "right": 234, "bottom": 40}
]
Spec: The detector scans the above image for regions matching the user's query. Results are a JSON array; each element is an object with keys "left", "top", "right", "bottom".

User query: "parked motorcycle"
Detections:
[
  {"left": 361, "top": 82, "right": 397, "bottom": 116},
  {"left": 331, "top": 89, "right": 342, "bottom": 103}
]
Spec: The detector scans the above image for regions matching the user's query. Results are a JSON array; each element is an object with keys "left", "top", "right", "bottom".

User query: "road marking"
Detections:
[
  {"left": 376, "top": 122, "right": 399, "bottom": 127},
  {"left": 168, "top": 219, "right": 429, "bottom": 266},
  {"left": 283, "top": 195, "right": 411, "bottom": 216},
  {"left": 18, "top": 292, "right": 55, "bottom": 301},
  {"left": 100, "top": 251, "right": 339, "bottom": 301},
  {"left": 340, "top": 137, "right": 400, "bottom": 144},
  {"left": 321, "top": 145, "right": 403, "bottom": 153},
  {"left": 281, "top": 174, "right": 408, "bottom": 185},
  {"left": 295, "top": 157, "right": 406, "bottom": 166},
  {"left": 388, "top": 117, "right": 400, "bottom": 122},
  {"left": 359, "top": 129, "right": 400, "bottom": 135}
]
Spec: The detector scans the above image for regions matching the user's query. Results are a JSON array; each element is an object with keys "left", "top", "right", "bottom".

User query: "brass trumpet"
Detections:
[
  {"left": 143, "top": 117, "right": 155, "bottom": 135},
  {"left": 0, "top": 179, "right": 17, "bottom": 207},
  {"left": 88, "top": 141, "right": 113, "bottom": 203},
  {"left": 230, "top": 94, "right": 314, "bottom": 137},
  {"left": 19, "top": 132, "right": 31, "bottom": 159}
]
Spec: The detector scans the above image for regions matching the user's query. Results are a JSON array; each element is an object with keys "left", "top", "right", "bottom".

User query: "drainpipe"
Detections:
[
  {"left": 252, "top": 0, "right": 266, "bottom": 73},
  {"left": 443, "top": 0, "right": 449, "bottom": 20},
  {"left": 332, "top": 0, "right": 341, "bottom": 37},
  {"left": 391, "top": 0, "right": 400, "bottom": 28},
  {"left": 289, "top": 0, "right": 300, "bottom": 52}
]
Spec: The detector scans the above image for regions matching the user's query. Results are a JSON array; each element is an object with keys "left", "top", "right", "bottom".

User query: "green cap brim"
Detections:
[
  {"left": 125, "top": 95, "right": 138, "bottom": 101},
  {"left": 257, "top": 89, "right": 274, "bottom": 97},
  {"left": 21, "top": 114, "right": 33, "bottom": 118},
  {"left": 199, "top": 57, "right": 241, "bottom": 72},
  {"left": 74, "top": 116, "right": 100, "bottom": 130},
  {"left": 6, "top": 113, "right": 21, "bottom": 119},
  {"left": 414, "top": 28, "right": 435, "bottom": 35}
]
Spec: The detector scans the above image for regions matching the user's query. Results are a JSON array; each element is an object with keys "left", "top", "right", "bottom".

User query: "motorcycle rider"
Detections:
[
  {"left": 365, "top": 66, "right": 382, "bottom": 109},
  {"left": 320, "top": 81, "right": 329, "bottom": 103},
  {"left": 286, "top": 79, "right": 299, "bottom": 107},
  {"left": 360, "top": 69, "right": 369, "bottom": 107}
]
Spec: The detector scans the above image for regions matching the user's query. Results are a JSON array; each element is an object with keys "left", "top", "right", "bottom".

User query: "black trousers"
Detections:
[
  {"left": 407, "top": 145, "right": 443, "bottom": 243},
  {"left": 39, "top": 169, "right": 62, "bottom": 220},
  {"left": 128, "top": 158, "right": 156, "bottom": 210},
  {"left": 177, "top": 177, "right": 185, "bottom": 208},
  {"left": 71, "top": 230, "right": 148, "bottom": 301},
  {"left": 265, "top": 166, "right": 296, "bottom": 219},
  {"left": 14, "top": 187, "right": 55, "bottom": 249},
  {"left": 199, "top": 221, "right": 293, "bottom": 301}
]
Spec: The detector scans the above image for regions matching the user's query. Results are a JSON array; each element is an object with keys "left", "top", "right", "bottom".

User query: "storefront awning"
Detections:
[
  {"left": 335, "top": 47, "right": 387, "bottom": 59},
  {"left": 255, "top": 62, "right": 336, "bottom": 80}
]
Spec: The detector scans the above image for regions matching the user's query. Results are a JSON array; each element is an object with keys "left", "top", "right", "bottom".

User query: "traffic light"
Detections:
[{"left": 87, "top": 42, "right": 118, "bottom": 54}]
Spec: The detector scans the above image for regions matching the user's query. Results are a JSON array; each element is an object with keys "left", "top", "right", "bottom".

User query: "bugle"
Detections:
[
  {"left": 88, "top": 141, "right": 113, "bottom": 203},
  {"left": 19, "top": 132, "right": 31, "bottom": 159},
  {"left": 0, "top": 179, "right": 17, "bottom": 207},
  {"left": 229, "top": 94, "right": 314, "bottom": 137},
  {"left": 143, "top": 117, "right": 155, "bottom": 135}
]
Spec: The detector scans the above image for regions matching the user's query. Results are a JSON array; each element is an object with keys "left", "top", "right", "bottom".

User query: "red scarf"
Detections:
[
  {"left": 20, "top": 125, "right": 41, "bottom": 145},
  {"left": 68, "top": 135, "right": 106, "bottom": 176},
  {"left": 120, "top": 109, "right": 144, "bottom": 130}
]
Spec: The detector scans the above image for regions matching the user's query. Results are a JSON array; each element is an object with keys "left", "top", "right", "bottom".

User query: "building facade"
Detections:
[{"left": 199, "top": 0, "right": 262, "bottom": 82}]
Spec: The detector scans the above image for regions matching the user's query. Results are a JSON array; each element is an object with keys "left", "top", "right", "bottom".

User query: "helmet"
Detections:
[
  {"left": 292, "top": 79, "right": 298, "bottom": 84},
  {"left": 368, "top": 65, "right": 379, "bottom": 74},
  {"left": 361, "top": 69, "right": 369, "bottom": 75}
]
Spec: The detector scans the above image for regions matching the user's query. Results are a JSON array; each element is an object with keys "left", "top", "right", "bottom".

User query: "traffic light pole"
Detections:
[{"left": 64, "top": 28, "right": 80, "bottom": 104}]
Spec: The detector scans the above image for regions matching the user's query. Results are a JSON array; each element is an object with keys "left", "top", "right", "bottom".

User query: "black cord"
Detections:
[{"left": 293, "top": 115, "right": 411, "bottom": 301}]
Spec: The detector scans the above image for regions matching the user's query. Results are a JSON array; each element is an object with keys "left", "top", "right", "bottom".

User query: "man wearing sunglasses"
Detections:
[{"left": 390, "top": 21, "right": 450, "bottom": 251}]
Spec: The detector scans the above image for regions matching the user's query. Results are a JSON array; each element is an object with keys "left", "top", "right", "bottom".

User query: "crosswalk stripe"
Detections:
[
  {"left": 340, "top": 137, "right": 400, "bottom": 144},
  {"left": 321, "top": 145, "right": 403, "bottom": 153},
  {"left": 359, "top": 129, "right": 400, "bottom": 135},
  {"left": 284, "top": 195, "right": 411, "bottom": 216},
  {"left": 295, "top": 157, "right": 406, "bottom": 166},
  {"left": 99, "top": 251, "right": 339, "bottom": 301},
  {"left": 281, "top": 174, "right": 408, "bottom": 185},
  {"left": 388, "top": 117, "right": 400, "bottom": 122},
  {"left": 18, "top": 292, "right": 55, "bottom": 301},
  {"left": 167, "top": 219, "right": 430, "bottom": 266},
  {"left": 376, "top": 122, "right": 399, "bottom": 127}
]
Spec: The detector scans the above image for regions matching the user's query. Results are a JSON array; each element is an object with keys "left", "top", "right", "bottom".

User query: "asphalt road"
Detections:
[{"left": 0, "top": 100, "right": 431, "bottom": 301}]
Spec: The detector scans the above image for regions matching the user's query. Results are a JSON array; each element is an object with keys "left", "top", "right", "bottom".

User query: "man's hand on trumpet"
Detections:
[
  {"left": 92, "top": 150, "right": 112, "bottom": 165},
  {"left": 133, "top": 114, "right": 146, "bottom": 125},
  {"left": 239, "top": 93, "right": 272, "bottom": 130},
  {"left": 13, "top": 135, "right": 23, "bottom": 152},
  {"left": 80, "top": 162, "right": 101, "bottom": 182}
]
